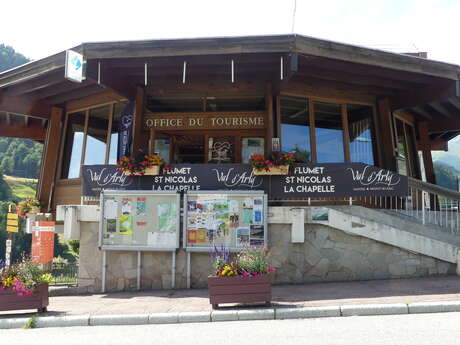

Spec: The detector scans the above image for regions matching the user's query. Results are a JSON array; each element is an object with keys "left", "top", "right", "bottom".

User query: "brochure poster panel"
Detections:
[
  {"left": 184, "top": 191, "right": 267, "bottom": 251},
  {"left": 99, "top": 190, "right": 180, "bottom": 250}
]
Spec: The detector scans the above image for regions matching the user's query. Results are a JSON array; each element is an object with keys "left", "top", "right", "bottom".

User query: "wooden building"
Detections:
[
  {"left": 1, "top": 35, "right": 459, "bottom": 210},
  {"left": 1, "top": 35, "right": 460, "bottom": 290}
]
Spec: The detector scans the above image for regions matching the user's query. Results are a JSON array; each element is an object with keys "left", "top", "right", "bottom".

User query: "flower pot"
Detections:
[
  {"left": 208, "top": 274, "right": 271, "bottom": 309},
  {"left": 0, "top": 283, "right": 49, "bottom": 313},
  {"left": 252, "top": 165, "right": 289, "bottom": 175},
  {"left": 30, "top": 206, "right": 40, "bottom": 213},
  {"left": 144, "top": 166, "right": 160, "bottom": 175},
  {"left": 123, "top": 165, "right": 160, "bottom": 176}
]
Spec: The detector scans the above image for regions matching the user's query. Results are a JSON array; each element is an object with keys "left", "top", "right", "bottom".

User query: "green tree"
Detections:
[{"left": 0, "top": 44, "right": 29, "bottom": 72}]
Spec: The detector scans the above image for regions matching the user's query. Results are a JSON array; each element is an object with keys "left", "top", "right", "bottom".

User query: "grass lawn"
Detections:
[{"left": 4, "top": 175, "right": 37, "bottom": 199}]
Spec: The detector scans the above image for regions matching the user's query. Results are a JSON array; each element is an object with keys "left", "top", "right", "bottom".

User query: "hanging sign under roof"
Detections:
[{"left": 65, "top": 50, "right": 85, "bottom": 83}]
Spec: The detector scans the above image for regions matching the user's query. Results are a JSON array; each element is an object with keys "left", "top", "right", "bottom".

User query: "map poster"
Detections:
[{"left": 158, "top": 202, "right": 177, "bottom": 232}]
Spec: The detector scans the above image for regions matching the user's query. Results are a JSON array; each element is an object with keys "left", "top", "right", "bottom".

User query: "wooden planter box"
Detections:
[
  {"left": 0, "top": 283, "right": 49, "bottom": 313},
  {"left": 208, "top": 274, "right": 271, "bottom": 309},
  {"left": 123, "top": 166, "right": 160, "bottom": 176},
  {"left": 252, "top": 165, "right": 289, "bottom": 175}
]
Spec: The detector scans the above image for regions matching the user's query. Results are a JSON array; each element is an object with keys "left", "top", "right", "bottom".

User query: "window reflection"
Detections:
[
  {"left": 62, "top": 111, "right": 85, "bottom": 178},
  {"left": 280, "top": 96, "right": 310, "bottom": 162},
  {"left": 348, "top": 104, "right": 376, "bottom": 165},
  {"left": 242, "top": 137, "right": 264, "bottom": 163},
  {"left": 84, "top": 106, "right": 110, "bottom": 165},
  {"left": 315, "top": 102, "right": 344, "bottom": 163}
]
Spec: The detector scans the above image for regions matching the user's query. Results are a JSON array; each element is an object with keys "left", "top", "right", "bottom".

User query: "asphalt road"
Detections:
[{"left": 2, "top": 312, "right": 460, "bottom": 345}]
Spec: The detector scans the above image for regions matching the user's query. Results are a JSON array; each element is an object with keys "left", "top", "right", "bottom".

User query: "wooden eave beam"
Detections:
[
  {"left": 82, "top": 35, "right": 294, "bottom": 59},
  {"left": 45, "top": 84, "right": 106, "bottom": 104},
  {"left": 34, "top": 80, "right": 95, "bottom": 99},
  {"left": 294, "top": 35, "right": 459, "bottom": 80},
  {"left": 429, "top": 114, "right": 460, "bottom": 133},
  {"left": 0, "top": 122, "right": 46, "bottom": 140},
  {"left": 391, "top": 80, "right": 458, "bottom": 110},
  {"left": 0, "top": 51, "right": 66, "bottom": 89},
  {"left": 4, "top": 71, "right": 65, "bottom": 96},
  {"left": 427, "top": 102, "right": 452, "bottom": 118},
  {"left": 295, "top": 67, "right": 409, "bottom": 91},
  {"left": 0, "top": 90, "right": 50, "bottom": 118},
  {"left": 410, "top": 106, "right": 433, "bottom": 120}
]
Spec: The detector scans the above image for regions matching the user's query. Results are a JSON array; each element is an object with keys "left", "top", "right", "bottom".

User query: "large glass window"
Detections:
[
  {"left": 280, "top": 96, "right": 311, "bottom": 162},
  {"left": 61, "top": 102, "right": 126, "bottom": 179},
  {"left": 84, "top": 106, "right": 110, "bottom": 165},
  {"left": 348, "top": 104, "right": 376, "bottom": 165},
  {"left": 315, "top": 102, "right": 344, "bottom": 163},
  {"left": 61, "top": 111, "right": 85, "bottom": 179}
]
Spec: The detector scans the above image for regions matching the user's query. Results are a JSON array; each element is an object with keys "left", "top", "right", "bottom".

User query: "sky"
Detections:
[{"left": 2, "top": 0, "right": 460, "bottom": 65}]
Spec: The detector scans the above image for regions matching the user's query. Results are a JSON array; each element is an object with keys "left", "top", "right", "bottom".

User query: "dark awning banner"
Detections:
[
  {"left": 81, "top": 163, "right": 409, "bottom": 199},
  {"left": 117, "top": 101, "right": 135, "bottom": 160}
]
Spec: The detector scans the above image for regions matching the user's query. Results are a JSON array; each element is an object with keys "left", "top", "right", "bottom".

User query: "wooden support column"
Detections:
[
  {"left": 341, "top": 104, "right": 351, "bottom": 162},
  {"left": 37, "top": 107, "right": 63, "bottom": 210},
  {"left": 132, "top": 86, "right": 145, "bottom": 154},
  {"left": 418, "top": 121, "right": 436, "bottom": 184},
  {"left": 376, "top": 98, "right": 396, "bottom": 171},
  {"left": 265, "top": 84, "right": 274, "bottom": 154}
]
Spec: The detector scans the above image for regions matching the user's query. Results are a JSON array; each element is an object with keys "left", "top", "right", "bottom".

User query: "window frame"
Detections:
[
  {"left": 58, "top": 102, "right": 120, "bottom": 180},
  {"left": 278, "top": 92, "right": 378, "bottom": 166}
]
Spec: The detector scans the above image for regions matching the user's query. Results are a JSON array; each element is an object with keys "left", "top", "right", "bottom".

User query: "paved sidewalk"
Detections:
[{"left": 2, "top": 275, "right": 460, "bottom": 319}]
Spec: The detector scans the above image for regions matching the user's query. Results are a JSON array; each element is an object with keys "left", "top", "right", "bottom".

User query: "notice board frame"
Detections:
[
  {"left": 98, "top": 189, "right": 181, "bottom": 292},
  {"left": 183, "top": 190, "right": 268, "bottom": 253},
  {"left": 98, "top": 189, "right": 181, "bottom": 251}
]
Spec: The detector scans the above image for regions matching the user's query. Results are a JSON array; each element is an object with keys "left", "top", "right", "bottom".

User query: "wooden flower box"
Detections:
[
  {"left": 0, "top": 283, "right": 49, "bottom": 313},
  {"left": 252, "top": 165, "right": 289, "bottom": 175},
  {"left": 123, "top": 165, "right": 160, "bottom": 176},
  {"left": 208, "top": 274, "right": 271, "bottom": 309}
]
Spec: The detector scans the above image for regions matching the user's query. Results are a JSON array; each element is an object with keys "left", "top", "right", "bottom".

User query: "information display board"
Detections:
[
  {"left": 99, "top": 190, "right": 180, "bottom": 251},
  {"left": 184, "top": 191, "right": 267, "bottom": 252}
]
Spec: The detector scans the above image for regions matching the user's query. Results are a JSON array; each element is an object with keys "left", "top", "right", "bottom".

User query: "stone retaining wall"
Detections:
[{"left": 77, "top": 221, "right": 456, "bottom": 293}]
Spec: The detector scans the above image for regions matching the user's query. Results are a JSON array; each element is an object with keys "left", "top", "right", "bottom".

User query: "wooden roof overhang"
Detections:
[{"left": 0, "top": 34, "right": 459, "bottom": 142}]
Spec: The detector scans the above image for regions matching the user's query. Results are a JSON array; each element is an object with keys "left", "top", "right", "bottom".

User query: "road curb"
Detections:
[{"left": 3, "top": 301, "right": 460, "bottom": 329}]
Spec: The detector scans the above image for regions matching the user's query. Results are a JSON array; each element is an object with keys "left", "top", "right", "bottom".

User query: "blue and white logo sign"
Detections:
[{"left": 65, "top": 50, "right": 85, "bottom": 83}]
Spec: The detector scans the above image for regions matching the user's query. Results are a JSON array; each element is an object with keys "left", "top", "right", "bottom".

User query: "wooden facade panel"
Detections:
[
  {"left": 66, "top": 91, "right": 126, "bottom": 113},
  {"left": 52, "top": 180, "right": 81, "bottom": 209},
  {"left": 144, "top": 111, "right": 266, "bottom": 131}
]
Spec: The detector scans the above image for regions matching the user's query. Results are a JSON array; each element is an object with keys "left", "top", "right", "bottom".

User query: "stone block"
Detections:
[
  {"left": 178, "top": 311, "right": 211, "bottom": 323},
  {"left": 389, "top": 263, "right": 405, "bottom": 276},
  {"left": 408, "top": 301, "right": 460, "bottom": 314},
  {"left": 304, "top": 242, "right": 321, "bottom": 266},
  {"left": 89, "top": 314, "right": 149, "bottom": 326},
  {"left": 149, "top": 312, "right": 179, "bottom": 324},
  {"left": 0, "top": 318, "right": 29, "bottom": 329},
  {"left": 437, "top": 262, "right": 451, "bottom": 274},
  {"left": 308, "top": 258, "right": 330, "bottom": 277},
  {"left": 211, "top": 310, "right": 239, "bottom": 322},
  {"left": 275, "top": 306, "right": 340, "bottom": 319},
  {"left": 36, "top": 315, "right": 90, "bottom": 328},
  {"left": 341, "top": 303, "right": 408, "bottom": 316},
  {"left": 237, "top": 309, "right": 275, "bottom": 320}
]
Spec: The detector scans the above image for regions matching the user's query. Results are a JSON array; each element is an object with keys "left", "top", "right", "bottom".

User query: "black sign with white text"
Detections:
[{"left": 81, "top": 163, "right": 408, "bottom": 198}]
